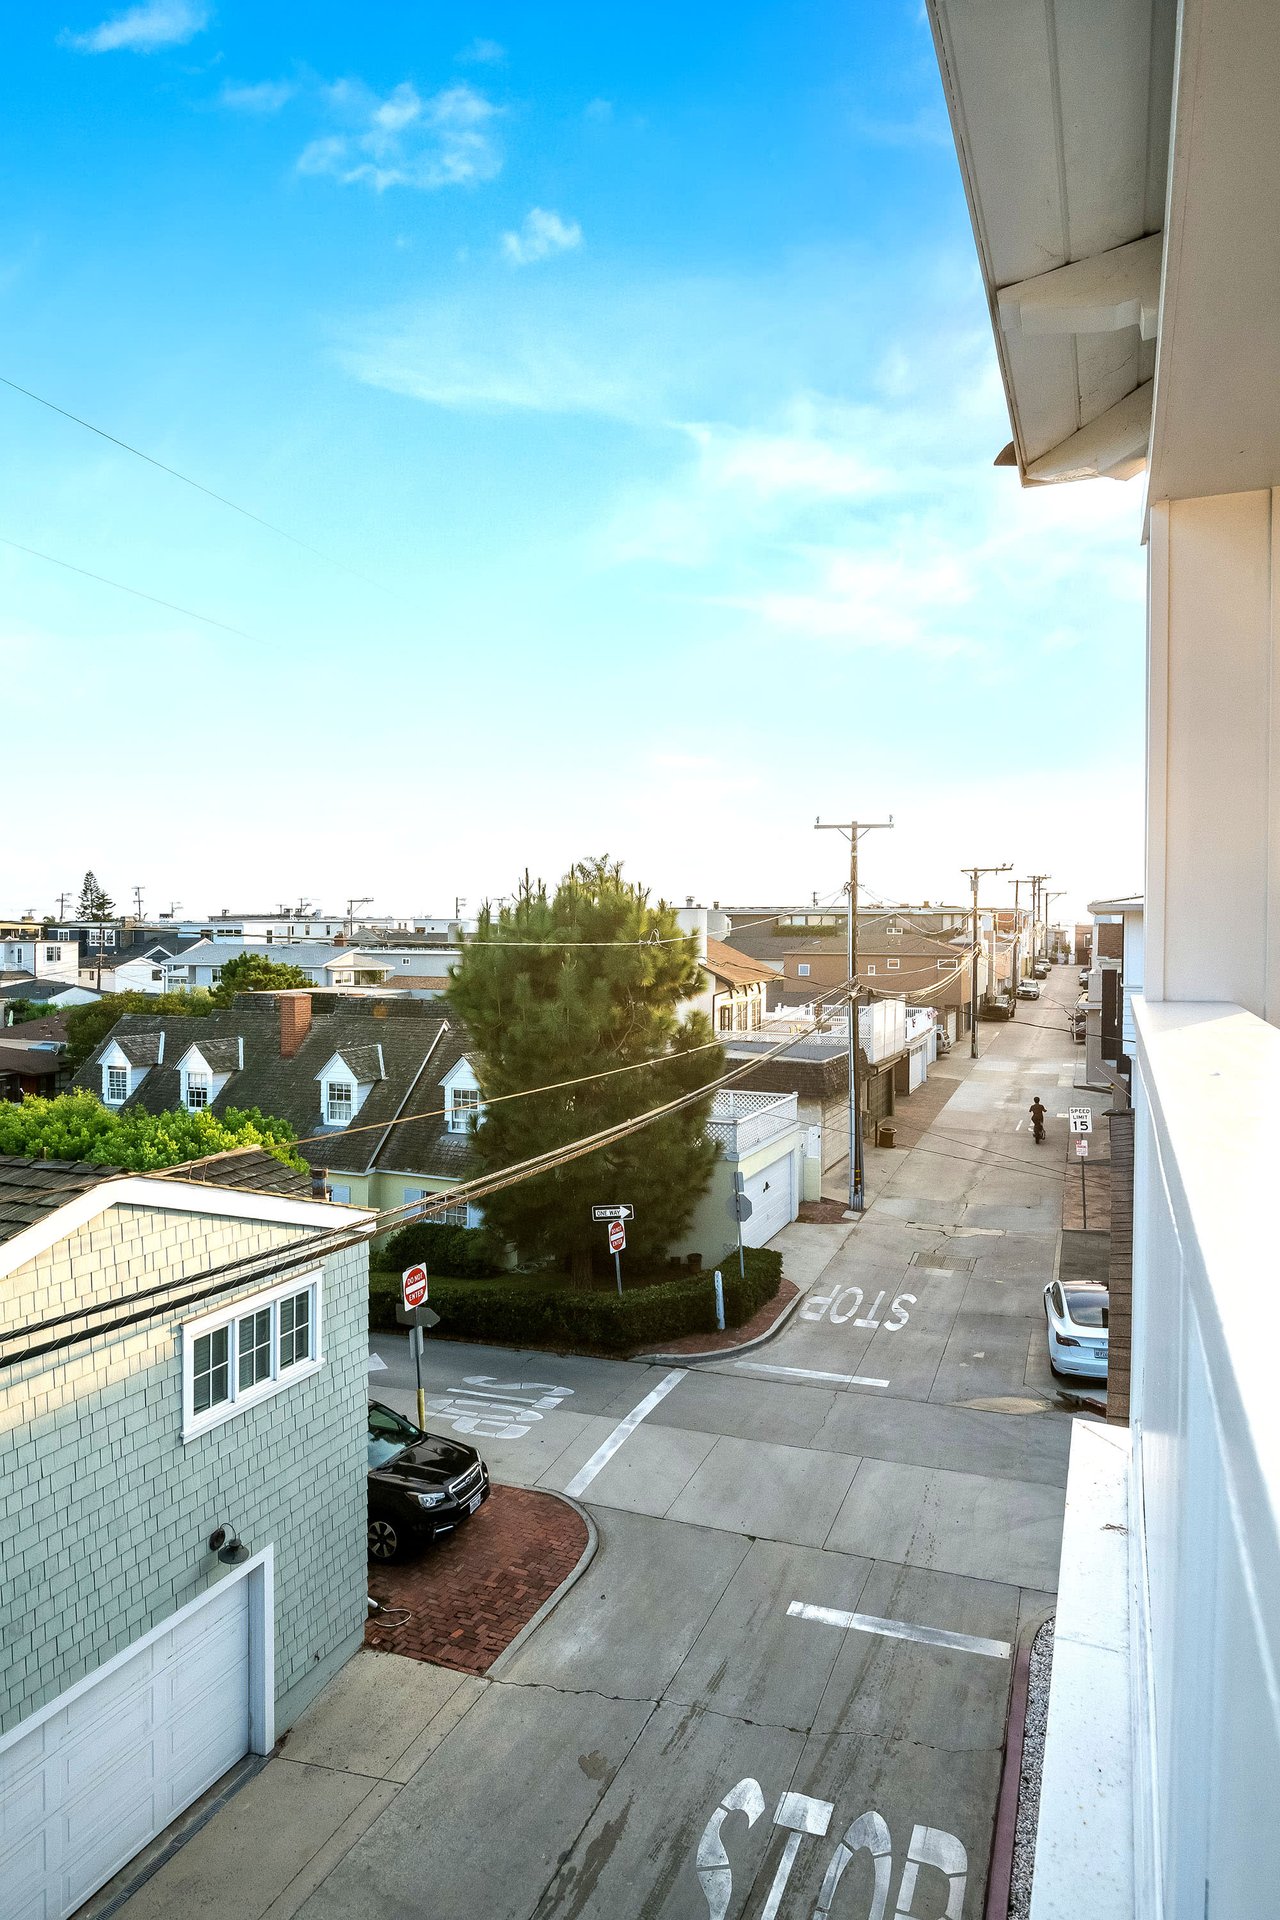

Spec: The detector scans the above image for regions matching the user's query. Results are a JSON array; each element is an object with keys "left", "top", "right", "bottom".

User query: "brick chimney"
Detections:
[{"left": 279, "top": 992, "right": 312, "bottom": 1058}]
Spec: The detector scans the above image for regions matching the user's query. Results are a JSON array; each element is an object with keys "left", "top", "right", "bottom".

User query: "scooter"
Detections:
[{"left": 1031, "top": 1112, "right": 1046, "bottom": 1144}]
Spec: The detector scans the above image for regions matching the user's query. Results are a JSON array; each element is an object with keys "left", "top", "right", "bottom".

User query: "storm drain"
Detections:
[{"left": 909, "top": 1251, "right": 977, "bottom": 1273}]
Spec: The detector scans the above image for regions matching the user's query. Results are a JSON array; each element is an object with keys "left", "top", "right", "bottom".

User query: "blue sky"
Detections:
[{"left": 3, "top": 0, "right": 1144, "bottom": 922}]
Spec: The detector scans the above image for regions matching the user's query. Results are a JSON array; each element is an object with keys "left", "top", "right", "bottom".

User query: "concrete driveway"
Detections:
[{"left": 102, "top": 973, "right": 1082, "bottom": 1920}]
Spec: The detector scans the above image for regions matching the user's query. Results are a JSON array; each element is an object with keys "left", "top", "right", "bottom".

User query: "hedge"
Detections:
[
  {"left": 368, "top": 1246, "right": 784, "bottom": 1353},
  {"left": 379, "top": 1220, "right": 505, "bottom": 1279}
]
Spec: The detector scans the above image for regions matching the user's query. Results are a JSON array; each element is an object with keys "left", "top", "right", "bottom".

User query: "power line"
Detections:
[
  {"left": 0, "top": 372, "right": 390, "bottom": 596},
  {"left": 0, "top": 536, "right": 255, "bottom": 640}
]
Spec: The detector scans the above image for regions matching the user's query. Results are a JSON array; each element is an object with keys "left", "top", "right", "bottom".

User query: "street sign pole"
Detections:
[
  {"left": 401, "top": 1266, "right": 430, "bottom": 1426},
  {"left": 606, "top": 1216, "right": 626, "bottom": 1294},
  {"left": 614, "top": 1250, "right": 622, "bottom": 1297},
  {"left": 411, "top": 1322, "right": 426, "bottom": 1430}
]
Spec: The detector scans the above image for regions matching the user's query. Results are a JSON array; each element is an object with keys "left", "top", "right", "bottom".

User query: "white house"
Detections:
[
  {"left": 925, "top": 1, "right": 1280, "bottom": 1910},
  {"left": 0, "top": 938, "right": 78, "bottom": 986}
]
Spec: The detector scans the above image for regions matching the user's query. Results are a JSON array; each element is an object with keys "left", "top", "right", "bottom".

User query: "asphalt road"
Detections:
[{"left": 332, "top": 969, "right": 1091, "bottom": 1920}]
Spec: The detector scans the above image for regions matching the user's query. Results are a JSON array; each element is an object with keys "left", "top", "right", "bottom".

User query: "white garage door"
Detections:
[
  {"left": 743, "top": 1152, "right": 795, "bottom": 1246},
  {"left": 1, "top": 1574, "right": 252, "bottom": 1920}
]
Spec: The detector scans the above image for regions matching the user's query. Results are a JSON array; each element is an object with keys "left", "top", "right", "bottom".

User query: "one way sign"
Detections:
[{"left": 591, "top": 1204, "right": 634, "bottom": 1221}]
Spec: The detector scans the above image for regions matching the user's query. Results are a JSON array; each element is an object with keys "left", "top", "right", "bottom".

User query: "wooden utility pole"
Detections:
[
  {"left": 961, "top": 864, "right": 1012, "bottom": 1055},
  {"left": 816, "top": 815, "right": 894, "bottom": 1213}
]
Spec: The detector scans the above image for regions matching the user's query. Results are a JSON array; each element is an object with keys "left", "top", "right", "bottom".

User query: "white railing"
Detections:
[
  {"left": 705, "top": 1090, "right": 798, "bottom": 1158},
  {"left": 1129, "top": 997, "right": 1280, "bottom": 1913}
]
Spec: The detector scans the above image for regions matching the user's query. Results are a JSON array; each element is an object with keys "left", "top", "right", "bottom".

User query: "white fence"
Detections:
[{"left": 705, "top": 1090, "right": 798, "bottom": 1158}]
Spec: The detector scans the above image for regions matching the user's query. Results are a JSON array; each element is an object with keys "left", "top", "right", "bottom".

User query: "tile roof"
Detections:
[{"left": 71, "top": 997, "right": 473, "bottom": 1180}]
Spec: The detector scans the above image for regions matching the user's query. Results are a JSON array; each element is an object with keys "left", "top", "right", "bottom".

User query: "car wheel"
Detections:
[{"left": 368, "top": 1517, "right": 400, "bottom": 1562}]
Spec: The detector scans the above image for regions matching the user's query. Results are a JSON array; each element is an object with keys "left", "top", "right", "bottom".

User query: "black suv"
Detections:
[{"left": 367, "top": 1400, "right": 490, "bottom": 1562}]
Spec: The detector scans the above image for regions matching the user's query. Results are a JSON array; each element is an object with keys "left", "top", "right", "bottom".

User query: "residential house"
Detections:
[
  {"left": 0, "top": 977, "right": 100, "bottom": 1017},
  {"left": 775, "top": 928, "right": 982, "bottom": 1041},
  {"left": 0, "top": 1148, "right": 369, "bottom": 1919},
  {"left": 73, "top": 992, "right": 484, "bottom": 1228},
  {"left": 168, "top": 940, "right": 458, "bottom": 998},
  {"left": 0, "top": 1039, "right": 72, "bottom": 1102},
  {"left": 926, "top": 2, "right": 1280, "bottom": 1907},
  {"left": 0, "top": 936, "right": 78, "bottom": 987},
  {"left": 75, "top": 933, "right": 201, "bottom": 995},
  {"left": 672, "top": 1088, "right": 808, "bottom": 1259}
]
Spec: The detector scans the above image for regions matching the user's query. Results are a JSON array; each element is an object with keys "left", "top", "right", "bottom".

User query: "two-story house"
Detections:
[
  {"left": 73, "top": 992, "right": 485, "bottom": 1229},
  {"left": 0, "top": 1147, "right": 370, "bottom": 1920}
]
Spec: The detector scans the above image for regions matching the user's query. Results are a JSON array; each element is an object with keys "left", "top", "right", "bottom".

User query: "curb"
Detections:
[
  {"left": 635, "top": 1283, "right": 807, "bottom": 1367},
  {"left": 983, "top": 1617, "right": 1041, "bottom": 1920},
  {"left": 486, "top": 1490, "right": 599, "bottom": 1678}
]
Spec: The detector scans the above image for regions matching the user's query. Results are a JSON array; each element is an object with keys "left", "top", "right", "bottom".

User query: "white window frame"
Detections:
[
  {"left": 438, "top": 1201, "right": 472, "bottom": 1228},
  {"left": 181, "top": 1271, "right": 324, "bottom": 1441},
  {"left": 886, "top": 957, "right": 900, "bottom": 971},
  {"left": 104, "top": 1063, "right": 129, "bottom": 1105},
  {"left": 937, "top": 959, "right": 952, "bottom": 971},
  {"left": 184, "top": 1071, "right": 210, "bottom": 1110},
  {"left": 866, "top": 964, "right": 876, "bottom": 975},
  {"left": 448, "top": 1085, "right": 482, "bottom": 1133},
  {"left": 797, "top": 962, "right": 811, "bottom": 978},
  {"left": 326, "top": 1080, "right": 354, "bottom": 1125}
]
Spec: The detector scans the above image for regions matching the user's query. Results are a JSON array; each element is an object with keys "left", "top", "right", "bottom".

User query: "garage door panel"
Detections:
[
  {"left": 743, "top": 1153, "right": 795, "bottom": 1247},
  {"left": 0, "top": 1572, "right": 257, "bottom": 1920}
]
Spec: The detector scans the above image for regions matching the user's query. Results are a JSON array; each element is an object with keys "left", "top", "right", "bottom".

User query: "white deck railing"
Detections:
[
  {"left": 1128, "top": 998, "right": 1280, "bottom": 1913},
  {"left": 705, "top": 1090, "right": 798, "bottom": 1158}
]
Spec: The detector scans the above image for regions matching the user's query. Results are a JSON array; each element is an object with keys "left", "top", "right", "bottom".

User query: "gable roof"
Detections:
[
  {"left": 71, "top": 998, "right": 473, "bottom": 1179},
  {"left": 109, "top": 1033, "right": 165, "bottom": 1067},
  {"left": 324, "top": 1043, "right": 386, "bottom": 1083},
  {"left": 704, "top": 939, "right": 779, "bottom": 990},
  {"left": 0, "top": 1146, "right": 312, "bottom": 1247}
]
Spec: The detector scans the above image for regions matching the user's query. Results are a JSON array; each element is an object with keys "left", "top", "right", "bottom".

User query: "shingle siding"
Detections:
[{"left": 0, "top": 1204, "right": 368, "bottom": 1737}]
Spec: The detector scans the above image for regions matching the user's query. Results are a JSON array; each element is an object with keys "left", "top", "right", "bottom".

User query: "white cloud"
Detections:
[
  {"left": 501, "top": 208, "right": 583, "bottom": 267},
  {"left": 218, "top": 78, "right": 294, "bottom": 113},
  {"left": 584, "top": 98, "right": 613, "bottom": 122},
  {"left": 457, "top": 38, "right": 506, "bottom": 64},
  {"left": 298, "top": 81, "right": 502, "bottom": 193},
  {"left": 62, "top": 0, "right": 209, "bottom": 53}
]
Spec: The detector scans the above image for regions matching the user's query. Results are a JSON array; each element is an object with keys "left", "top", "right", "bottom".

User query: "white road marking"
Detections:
[
  {"left": 368, "top": 1352, "right": 388, "bottom": 1373},
  {"left": 562, "top": 1369, "right": 686, "bottom": 1499},
  {"left": 786, "top": 1600, "right": 1011, "bottom": 1660},
  {"left": 734, "top": 1361, "right": 889, "bottom": 1389},
  {"left": 425, "top": 1375, "right": 574, "bottom": 1440}
]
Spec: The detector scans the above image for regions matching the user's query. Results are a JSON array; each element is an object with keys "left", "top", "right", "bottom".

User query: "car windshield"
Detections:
[
  {"left": 1065, "top": 1288, "right": 1108, "bottom": 1328},
  {"left": 367, "top": 1403, "right": 423, "bottom": 1470}
]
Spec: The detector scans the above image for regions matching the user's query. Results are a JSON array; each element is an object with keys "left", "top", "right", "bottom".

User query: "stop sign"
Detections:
[
  {"left": 401, "top": 1264, "right": 429, "bottom": 1311},
  {"left": 608, "top": 1220, "right": 626, "bottom": 1255}
]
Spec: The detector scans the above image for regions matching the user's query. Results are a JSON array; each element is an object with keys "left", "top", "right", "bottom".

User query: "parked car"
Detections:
[
  {"left": 1033, "top": 963, "right": 1049, "bottom": 979},
  {"left": 367, "top": 1399, "right": 490, "bottom": 1562},
  {"left": 1071, "top": 1003, "right": 1087, "bottom": 1043},
  {"left": 1044, "top": 1280, "right": 1109, "bottom": 1379},
  {"left": 1079, "top": 968, "right": 1090, "bottom": 988},
  {"left": 934, "top": 1024, "right": 952, "bottom": 1054},
  {"left": 1017, "top": 980, "right": 1042, "bottom": 999}
]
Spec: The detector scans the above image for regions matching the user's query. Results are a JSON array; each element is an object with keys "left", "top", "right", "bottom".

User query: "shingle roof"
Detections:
[
  {"left": 187, "top": 1037, "right": 244, "bottom": 1073},
  {"left": 0, "top": 1047, "right": 66, "bottom": 1081},
  {"left": 112, "top": 1033, "right": 164, "bottom": 1067},
  {"left": 71, "top": 998, "right": 472, "bottom": 1179},
  {"left": 325, "top": 1043, "right": 385, "bottom": 1083},
  {"left": 704, "top": 939, "right": 779, "bottom": 989},
  {"left": 0, "top": 1146, "right": 313, "bottom": 1245}
]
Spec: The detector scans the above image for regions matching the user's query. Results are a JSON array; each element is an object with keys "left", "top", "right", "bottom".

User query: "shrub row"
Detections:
[
  {"left": 379, "top": 1219, "right": 505, "bottom": 1279},
  {"left": 368, "top": 1246, "right": 783, "bottom": 1353}
]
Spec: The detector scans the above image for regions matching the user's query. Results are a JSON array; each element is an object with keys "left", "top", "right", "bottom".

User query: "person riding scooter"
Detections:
[{"left": 1029, "top": 1097, "right": 1047, "bottom": 1144}]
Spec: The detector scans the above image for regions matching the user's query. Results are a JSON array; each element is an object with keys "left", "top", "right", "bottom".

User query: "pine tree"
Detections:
[
  {"left": 447, "top": 858, "right": 723, "bottom": 1284},
  {"left": 77, "top": 871, "right": 115, "bottom": 920}
]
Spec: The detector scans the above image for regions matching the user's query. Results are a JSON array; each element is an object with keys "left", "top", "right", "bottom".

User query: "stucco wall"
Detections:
[{"left": 0, "top": 1202, "right": 368, "bottom": 1737}]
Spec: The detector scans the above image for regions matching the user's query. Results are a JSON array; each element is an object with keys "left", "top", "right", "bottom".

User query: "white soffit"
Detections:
[
  {"left": 926, "top": 0, "right": 1175, "bottom": 484},
  {"left": 1146, "top": 0, "right": 1280, "bottom": 503}
]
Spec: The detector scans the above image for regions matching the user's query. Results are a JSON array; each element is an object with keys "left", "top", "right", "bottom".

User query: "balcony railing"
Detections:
[{"left": 705, "top": 1090, "right": 798, "bottom": 1158}]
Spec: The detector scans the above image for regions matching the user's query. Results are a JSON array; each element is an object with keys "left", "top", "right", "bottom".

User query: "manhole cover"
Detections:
[{"left": 909, "top": 1251, "right": 976, "bottom": 1273}]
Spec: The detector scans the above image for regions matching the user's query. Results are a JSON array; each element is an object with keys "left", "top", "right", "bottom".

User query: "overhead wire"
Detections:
[
  {"left": 0, "top": 371, "right": 391, "bottom": 595},
  {"left": 0, "top": 537, "right": 256, "bottom": 640}
]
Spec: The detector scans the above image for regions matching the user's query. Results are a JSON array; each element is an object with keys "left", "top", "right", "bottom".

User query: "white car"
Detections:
[
  {"left": 1017, "top": 980, "right": 1041, "bottom": 999},
  {"left": 1044, "top": 1280, "right": 1109, "bottom": 1379}
]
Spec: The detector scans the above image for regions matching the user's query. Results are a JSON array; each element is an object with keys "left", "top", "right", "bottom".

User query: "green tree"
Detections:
[
  {"left": 4, "top": 1001, "right": 57, "bottom": 1027},
  {"left": 0, "top": 1090, "right": 306, "bottom": 1172},
  {"left": 65, "top": 990, "right": 216, "bottom": 1068},
  {"left": 211, "top": 953, "right": 311, "bottom": 1004},
  {"left": 77, "top": 871, "right": 115, "bottom": 919},
  {"left": 447, "top": 858, "right": 723, "bottom": 1284}
]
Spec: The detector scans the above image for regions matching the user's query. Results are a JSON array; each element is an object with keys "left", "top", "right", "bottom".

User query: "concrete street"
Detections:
[{"left": 109, "top": 969, "right": 1091, "bottom": 1920}]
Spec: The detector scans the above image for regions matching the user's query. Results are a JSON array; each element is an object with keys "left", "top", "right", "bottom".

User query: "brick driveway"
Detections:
[{"left": 364, "top": 1484, "right": 589, "bottom": 1675}]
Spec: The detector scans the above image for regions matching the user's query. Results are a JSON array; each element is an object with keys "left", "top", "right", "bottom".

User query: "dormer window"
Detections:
[
  {"left": 448, "top": 1086, "right": 481, "bottom": 1133},
  {"left": 185, "top": 1073, "right": 210, "bottom": 1111},
  {"left": 105, "top": 1065, "right": 128, "bottom": 1105},
  {"left": 326, "top": 1081, "right": 354, "bottom": 1125}
]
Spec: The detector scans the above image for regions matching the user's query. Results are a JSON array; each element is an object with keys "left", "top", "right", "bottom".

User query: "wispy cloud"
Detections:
[
  {"left": 501, "top": 208, "right": 583, "bottom": 267},
  {"left": 457, "top": 38, "right": 506, "bottom": 65},
  {"left": 584, "top": 98, "right": 614, "bottom": 123},
  {"left": 218, "top": 78, "right": 294, "bottom": 113},
  {"left": 62, "top": 0, "right": 209, "bottom": 53},
  {"left": 298, "top": 81, "right": 502, "bottom": 193}
]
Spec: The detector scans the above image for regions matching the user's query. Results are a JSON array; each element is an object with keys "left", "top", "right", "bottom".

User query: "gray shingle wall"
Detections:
[{"left": 0, "top": 1204, "right": 368, "bottom": 1737}]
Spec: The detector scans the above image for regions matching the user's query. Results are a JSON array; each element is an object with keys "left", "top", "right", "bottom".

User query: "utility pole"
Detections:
[
  {"left": 55, "top": 891, "right": 71, "bottom": 921},
  {"left": 1027, "top": 874, "right": 1050, "bottom": 964},
  {"left": 132, "top": 884, "right": 145, "bottom": 923},
  {"left": 816, "top": 814, "right": 894, "bottom": 1214},
  {"left": 1043, "top": 890, "right": 1066, "bottom": 962},
  {"left": 961, "top": 864, "right": 1012, "bottom": 1056},
  {"left": 346, "top": 895, "right": 373, "bottom": 940},
  {"left": 1012, "top": 878, "right": 1034, "bottom": 988}
]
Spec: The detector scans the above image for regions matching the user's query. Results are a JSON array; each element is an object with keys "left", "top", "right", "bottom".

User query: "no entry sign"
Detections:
[
  {"left": 608, "top": 1219, "right": 626, "bottom": 1255},
  {"left": 401, "top": 1264, "right": 429, "bottom": 1311}
]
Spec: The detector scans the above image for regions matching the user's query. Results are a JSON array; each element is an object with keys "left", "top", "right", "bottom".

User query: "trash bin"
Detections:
[{"left": 876, "top": 1123, "right": 895, "bottom": 1149}]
